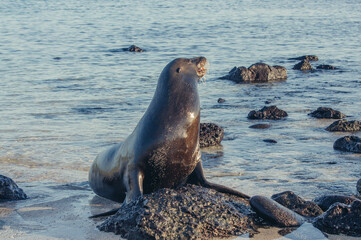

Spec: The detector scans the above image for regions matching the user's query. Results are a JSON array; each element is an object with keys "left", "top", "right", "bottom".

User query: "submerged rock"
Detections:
[
  {"left": 271, "top": 191, "right": 323, "bottom": 218},
  {"left": 217, "top": 98, "right": 225, "bottom": 103},
  {"left": 249, "top": 124, "right": 272, "bottom": 129},
  {"left": 221, "top": 63, "right": 287, "bottom": 83},
  {"left": 313, "top": 195, "right": 360, "bottom": 211},
  {"left": 326, "top": 120, "right": 361, "bottom": 132},
  {"left": 316, "top": 64, "right": 337, "bottom": 70},
  {"left": 313, "top": 200, "right": 361, "bottom": 237},
  {"left": 309, "top": 107, "right": 346, "bottom": 119},
  {"left": 357, "top": 179, "right": 361, "bottom": 195},
  {"left": 199, "top": 123, "right": 224, "bottom": 148},
  {"left": 333, "top": 136, "right": 361, "bottom": 153},
  {"left": 120, "top": 45, "right": 145, "bottom": 52},
  {"left": 98, "top": 185, "right": 254, "bottom": 239},
  {"left": 293, "top": 60, "right": 313, "bottom": 71},
  {"left": 289, "top": 55, "right": 319, "bottom": 61},
  {"left": 250, "top": 195, "right": 305, "bottom": 227},
  {"left": 0, "top": 175, "right": 27, "bottom": 201},
  {"left": 263, "top": 139, "right": 277, "bottom": 144},
  {"left": 248, "top": 106, "right": 288, "bottom": 120}
]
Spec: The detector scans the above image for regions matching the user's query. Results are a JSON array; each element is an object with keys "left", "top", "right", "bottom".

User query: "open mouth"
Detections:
[{"left": 191, "top": 57, "right": 208, "bottom": 78}]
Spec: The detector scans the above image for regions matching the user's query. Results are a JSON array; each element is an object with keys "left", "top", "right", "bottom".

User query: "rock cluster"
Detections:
[
  {"left": 313, "top": 200, "right": 361, "bottom": 236},
  {"left": 333, "top": 136, "right": 361, "bottom": 153},
  {"left": 0, "top": 175, "right": 27, "bottom": 201},
  {"left": 313, "top": 195, "right": 360, "bottom": 211},
  {"left": 326, "top": 120, "right": 361, "bottom": 132},
  {"left": 248, "top": 106, "right": 288, "bottom": 120},
  {"left": 221, "top": 63, "right": 287, "bottom": 83},
  {"left": 199, "top": 123, "right": 224, "bottom": 148},
  {"left": 98, "top": 185, "right": 254, "bottom": 240},
  {"left": 309, "top": 107, "right": 346, "bottom": 119},
  {"left": 289, "top": 55, "right": 319, "bottom": 61}
]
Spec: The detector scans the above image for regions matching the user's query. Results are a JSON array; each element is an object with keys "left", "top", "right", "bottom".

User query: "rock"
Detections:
[
  {"left": 316, "top": 64, "right": 337, "bottom": 70},
  {"left": 293, "top": 60, "right": 313, "bottom": 71},
  {"left": 98, "top": 185, "right": 254, "bottom": 239},
  {"left": 199, "top": 123, "right": 224, "bottom": 148},
  {"left": 127, "top": 45, "right": 144, "bottom": 52},
  {"left": 53, "top": 57, "right": 61, "bottom": 60},
  {"left": 313, "top": 200, "right": 361, "bottom": 237},
  {"left": 0, "top": 175, "right": 27, "bottom": 201},
  {"left": 313, "top": 195, "right": 360, "bottom": 211},
  {"left": 217, "top": 98, "right": 225, "bottom": 103},
  {"left": 250, "top": 195, "right": 305, "bottom": 227},
  {"left": 249, "top": 124, "right": 272, "bottom": 129},
  {"left": 263, "top": 139, "right": 277, "bottom": 144},
  {"left": 248, "top": 106, "right": 288, "bottom": 120},
  {"left": 221, "top": 63, "right": 287, "bottom": 83},
  {"left": 309, "top": 107, "right": 346, "bottom": 119},
  {"left": 357, "top": 179, "right": 361, "bottom": 195},
  {"left": 289, "top": 55, "right": 319, "bottom": 61},
  {"left": 271, "top": 191, "right": 323, "bottom": 217},
  {"left": 326, "top": 120, "right": 361, "bottom": 132},
  {"left": 333, "top": 136, "right": 361, "bottom": 153}
]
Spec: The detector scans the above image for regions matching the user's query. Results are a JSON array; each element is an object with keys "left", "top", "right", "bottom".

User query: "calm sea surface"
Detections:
[{"left": 1, "top": 0, "right": 360, "bottom": 207}]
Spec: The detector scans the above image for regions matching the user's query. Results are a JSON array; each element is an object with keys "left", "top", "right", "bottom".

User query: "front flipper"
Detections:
[{"left": 186, "top": 161, "right": 250, "bottom": 199}]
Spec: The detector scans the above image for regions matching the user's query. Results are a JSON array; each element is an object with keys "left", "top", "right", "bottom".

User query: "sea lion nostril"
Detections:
[{"left": 176, "top": 68, "right": 181, "bottom": 73}]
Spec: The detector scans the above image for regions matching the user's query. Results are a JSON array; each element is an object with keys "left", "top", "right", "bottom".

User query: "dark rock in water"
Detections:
[
  {"left": 309, "top": 107, "right": 346, "bottom": 119},
  {"left": 263, "top": 139, "right": 277, "bottom": 144},
  {"left": 217, "top": 98, "right": 225, "bottom": 103},
  {"left": 127, "top": 45, "right": 144, "bottom": 52},
  {"left": 313, "top": 195, "right": 360, "bottom": 211},
  {"left": 293, "top": 60, "right": 313, "bottom": 71},
  {"left": 313, "top": 200, "right": 361, "bottom": 237},
  {"left": 0, "top": 175, "right": 27, "bottom": 201},
  {"left": 110, "top": 45, "right": 145, "bottom": 53},
  {"left": 326, "top": 120, "right": 361, "bottom": 132},
  {"left": 98, "top": 185, "right": 254, "bottom": 239},
  {"left": 316, "top": 64, "right": 337, "bottom": 70},
  {"left": 53, "top": 57, "right": 61, "bottom": 60},
  {"left": 357, "top": 179, "right": 361, "bottom": 195},
  {"left": 249, "top": 124, "right": 272, "bottom": 129},
  {"left": 289, "top": 55, "right": 319, "bottom": 61},
  {"left": 271, "top": 191, "right": 323, "bottom": 218},
  {"left": 248, "top": 106, "right": 288, "bottom": 120},
  {"left": 221, "top": 63, "right": 287, "bottom": 83},
  {"left": 333, "top": 136, "right": 361, "bottom": 153},
  {"left": 199, "top": 123, "right": 224, "bottom": 148},
  {"left": 250, "top": 195, "right": 305, "bottom": 227}
]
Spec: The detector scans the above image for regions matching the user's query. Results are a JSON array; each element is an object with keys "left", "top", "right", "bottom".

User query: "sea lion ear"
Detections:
[{"left": 176, "top": 67, "right": 182, "bottom": 73}]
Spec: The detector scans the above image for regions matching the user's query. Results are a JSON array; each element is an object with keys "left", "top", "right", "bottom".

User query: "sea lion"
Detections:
[{"left": 89, "top": 57, "right": 249, "bottom": 215}]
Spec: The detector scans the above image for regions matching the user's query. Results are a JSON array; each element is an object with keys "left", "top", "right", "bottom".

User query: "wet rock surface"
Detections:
[
  {"left": 309, "top": 107, "right": 346, "bottom": 119},
  {"left": 313, "top": 195, "right": 360, "bottom": 211},
  {"left": 248, "top": 106, "right": 288, "bottom": 120},
  {"left": 98, "top": 185, "right": 255, "bottom": 239},
  {"left": 293, "top": 60, "right": 313, "bottom": 71},
  {"left": 0, "top": 175, "right": 27, "bottom": 201},
  {"left": 199, "top": 123, "right": 224, "bottom": 148},
  {"left": 333, "top": 136, "right": 361, "bottom": 153},
  {"left": 289, "top": 55, "right": 319, "bottom": 61},
  {"left": 123, "top": 45, "right": 144, "bottom": 52},
  {"left": 249, "top": 124, "right": 272, "bottom": 129},
  {"left": 326, "top": 120, "right": 361, "bottom": 132},
  {"left": 271, "top": 191, "right": 323, "bottom": 218},
  {"left": 313, "top": 200, "right": 361, "bottom": 237},
  {"left": 316, "top": 64, "right": 337, "bottom": 70},
  {"left": 221, "top": 63, "right": 287, "bottom": 83},
  {"left": 250, "top": 195, "right": 305, "bottom": 227}
]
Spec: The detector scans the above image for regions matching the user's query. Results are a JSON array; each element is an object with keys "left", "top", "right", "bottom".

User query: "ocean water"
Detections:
[{"left": 1, "top": 0, "right": 360, "bottom": 231}]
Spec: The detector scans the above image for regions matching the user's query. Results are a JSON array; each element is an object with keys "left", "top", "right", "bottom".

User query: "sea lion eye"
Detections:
[{"left": 176, "top": 68, "right": 181, "bottom": 73}]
